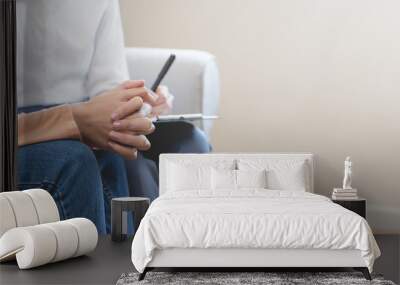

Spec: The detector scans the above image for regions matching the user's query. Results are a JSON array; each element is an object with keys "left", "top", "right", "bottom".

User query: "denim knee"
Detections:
[
  {"left": 174, "top": 126, "right": 211, "bottom": 153},
  {"left": 94, "top": 150, "right": 128, "bottom": 192},
  {"left": 17, "top": 140, "right": 106, "bottom": 234},
  {"left": 59, "top": 141, "right": 106, "bottom": 231},
  {"left": 94, "top": 149, "right": 130, "bottom": 234},
  {"left": 190, "top": 127, "right": 212, "bottom": 153}
]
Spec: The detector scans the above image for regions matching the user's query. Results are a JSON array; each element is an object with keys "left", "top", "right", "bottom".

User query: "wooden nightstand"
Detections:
[{"left": 332, "top": 198, "right": 366, "bottom": 218}]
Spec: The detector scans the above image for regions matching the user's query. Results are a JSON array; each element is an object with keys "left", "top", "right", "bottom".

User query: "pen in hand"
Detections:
[{"left": 151, "top": 54, "right": 176, "bottom": 92}]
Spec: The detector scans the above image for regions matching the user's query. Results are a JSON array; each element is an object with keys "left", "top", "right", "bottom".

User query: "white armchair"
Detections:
[{"left": 125, "top": 47, "right": 220, "bottom": 135}]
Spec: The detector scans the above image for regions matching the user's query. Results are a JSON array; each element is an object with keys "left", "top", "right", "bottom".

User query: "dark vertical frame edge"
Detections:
[{"left": 0, "top": 0, "right": 17, "bottom": 192}]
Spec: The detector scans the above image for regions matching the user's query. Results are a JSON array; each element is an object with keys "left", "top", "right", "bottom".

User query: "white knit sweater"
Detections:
[{"left": 16, "top": 0, "right": 129, "bottom": 107}]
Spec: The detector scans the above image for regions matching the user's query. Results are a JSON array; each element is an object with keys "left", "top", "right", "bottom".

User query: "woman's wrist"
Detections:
[
  {"left": 71, "top": 102, "right": 91, "bottom": 144},
  {"left": 71, "top": 102, "right": 86, "bottom": 127},
  {"left": 18, "top": 104, "right": 81, "bottom": 146}
]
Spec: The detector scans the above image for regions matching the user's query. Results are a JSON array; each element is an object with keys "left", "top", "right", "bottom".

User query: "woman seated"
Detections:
[{"left": 16, "top": 0, "right": 210, "bottom": 234}]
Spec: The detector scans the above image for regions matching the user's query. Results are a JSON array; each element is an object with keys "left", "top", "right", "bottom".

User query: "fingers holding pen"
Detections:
[{"left": 121, "top": 87, "right": 158, "bottom": 105}]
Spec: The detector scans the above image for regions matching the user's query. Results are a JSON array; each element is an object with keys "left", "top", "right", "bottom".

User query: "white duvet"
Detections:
[{"left": 131, "top": 190, "right": 380, "bottom": 273}]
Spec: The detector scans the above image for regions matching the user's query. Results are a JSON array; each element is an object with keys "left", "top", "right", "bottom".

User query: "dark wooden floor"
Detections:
[
  {"left": 0, "top": 234, "right": 398, "bottom": 285},
  {"left": 374, "top": 234, "right": 400, "bottom": 284}
]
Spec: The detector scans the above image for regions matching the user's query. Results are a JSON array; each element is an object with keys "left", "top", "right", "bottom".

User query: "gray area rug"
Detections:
[{"left": 117, "top": 272, "right": 396, "bottom": 285}]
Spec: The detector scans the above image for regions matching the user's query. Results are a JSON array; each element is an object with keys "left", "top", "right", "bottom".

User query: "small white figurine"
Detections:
[{"left": 342, "top": 156, "right": 353, "bottom": 189}]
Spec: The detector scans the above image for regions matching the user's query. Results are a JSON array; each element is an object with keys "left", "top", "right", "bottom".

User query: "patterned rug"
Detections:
[{"left": 117, "top": 271, "right": 396, "bottom": 285}]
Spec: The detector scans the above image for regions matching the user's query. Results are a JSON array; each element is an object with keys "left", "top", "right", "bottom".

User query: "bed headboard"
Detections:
[{"left": 159, "top": 153, "right": 314, "bottom": 195}]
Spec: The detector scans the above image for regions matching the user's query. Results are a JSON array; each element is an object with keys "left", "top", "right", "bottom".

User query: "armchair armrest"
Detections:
[{"left": 125, "top": 47, "right": 220, "bottom": 135}]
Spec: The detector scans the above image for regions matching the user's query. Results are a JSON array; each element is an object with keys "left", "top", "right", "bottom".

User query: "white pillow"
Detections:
[
  {"left": 167, "top": 163, "right": 211, "bottom": 191},
  {"left": 236, "top": 169, "right": 267, "bottom": 189},
  {"left": 267, "top": 166, "right": 306, "bottom": 191},
  {"left": 238, "top": 159, "right": 308, "bottom": 191},
  {"left": 211, "top": 169, "right": 268, "bottom": 190},
  {"left": 167, "top": 159, "right": 236, "bottom": 192},
  {"left": 211, "top": 168, "right": 236, "bottom": 190}
]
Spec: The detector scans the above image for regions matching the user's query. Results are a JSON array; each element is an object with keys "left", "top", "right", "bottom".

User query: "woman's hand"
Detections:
[
  {"left": 71, "top": 81, "right": 155, "bottom": 159},
  {"left": 150, "top": 85, "right": 174, "bottom": 117},
  {"left": 117, "top": 81, "right": 173, "bottom": 117}
]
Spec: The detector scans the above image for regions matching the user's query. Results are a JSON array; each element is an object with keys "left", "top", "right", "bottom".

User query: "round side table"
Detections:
[{"left": 111, "top": 197, "right": 150, "bottom": 242}]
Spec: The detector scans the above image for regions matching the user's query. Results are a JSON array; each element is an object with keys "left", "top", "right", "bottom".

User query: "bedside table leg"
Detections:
[{"left": 111, "top": 202, "right": 123, "bottom": 242}]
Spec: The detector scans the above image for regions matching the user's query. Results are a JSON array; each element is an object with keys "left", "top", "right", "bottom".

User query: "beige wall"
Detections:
[{"left": 120, "top": 0, "right": 400, "bottom": 232}]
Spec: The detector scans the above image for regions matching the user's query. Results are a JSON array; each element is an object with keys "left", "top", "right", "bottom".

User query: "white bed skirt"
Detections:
[{"left": 148, "top": 248, "right": 366, "bottom": 268}]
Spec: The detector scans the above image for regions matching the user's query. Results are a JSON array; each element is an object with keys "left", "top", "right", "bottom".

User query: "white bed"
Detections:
[{"left": 131, "top": 153, "right": 380, "bottom": 280}]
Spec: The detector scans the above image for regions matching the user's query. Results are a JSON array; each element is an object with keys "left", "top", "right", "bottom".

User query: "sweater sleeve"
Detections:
[
  {"left": 85, "top": 0, "right": 129, "bottom": 98},
  {"left": 18, "top": 105, "right": 81, "bottom": 146}
]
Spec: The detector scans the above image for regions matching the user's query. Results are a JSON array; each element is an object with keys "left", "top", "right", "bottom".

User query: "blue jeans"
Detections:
[
  {"left": 17, "top": 105, "right": 130, "bottom": 234},
  {"left": 17, "top": 140, "right": 130, "bottom": 234},
  {"left": 18, "top": 107, "right": 211, "bottom": 233}
]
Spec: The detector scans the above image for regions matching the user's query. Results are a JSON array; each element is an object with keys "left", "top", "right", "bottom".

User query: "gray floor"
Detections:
[
  {"left": 0, "top": 236, "right": 134, "bottom": 285},
  {"left": 0, "top": 234, "right": 398, "bottom": 285},
  {"left": 374, "top": 234, "right": 400, "bottom": 284}
]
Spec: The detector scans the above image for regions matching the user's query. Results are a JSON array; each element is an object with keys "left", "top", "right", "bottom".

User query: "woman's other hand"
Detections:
[
  {"left": 119, "top": 82, "right": 173, "bottom": 117},
  {"left": 151, "top": 85, "right": 174, "bottom": 117},
  {"left": 71, "top": 82, "right": 155, "bottom": 159}
]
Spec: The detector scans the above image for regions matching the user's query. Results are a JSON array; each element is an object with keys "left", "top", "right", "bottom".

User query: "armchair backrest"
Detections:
[{"left": 125, "top": 47, "right": 220, "bottom": 135}]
